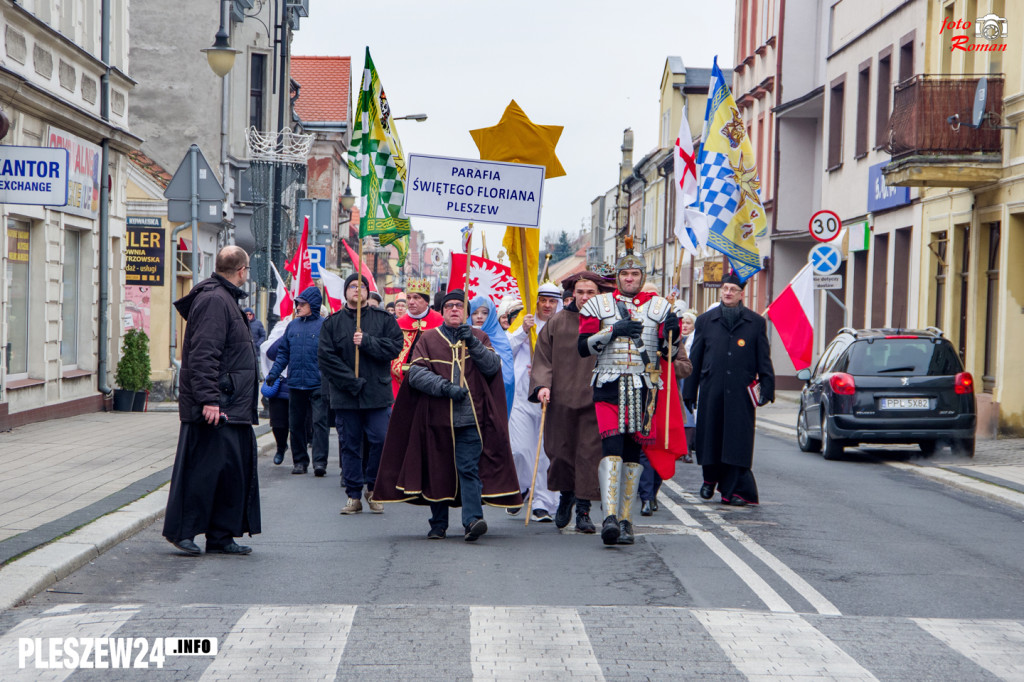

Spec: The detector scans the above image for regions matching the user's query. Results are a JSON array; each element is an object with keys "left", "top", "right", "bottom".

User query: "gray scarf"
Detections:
[{"left": 720, "top": 302, "right": 744, "bottom": 331}]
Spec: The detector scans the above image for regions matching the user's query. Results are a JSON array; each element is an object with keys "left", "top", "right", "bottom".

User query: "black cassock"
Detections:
[{"left": 684, "top": 305, "right": 774, "bottom": 503}]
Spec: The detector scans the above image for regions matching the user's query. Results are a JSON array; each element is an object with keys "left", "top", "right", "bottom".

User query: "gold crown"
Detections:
[{"left": 406, "top": 277, "right": 432, "bottom": 297}]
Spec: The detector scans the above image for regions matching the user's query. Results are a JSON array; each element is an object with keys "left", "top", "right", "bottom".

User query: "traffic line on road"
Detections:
[
  {"left": 887, "top": 462, "right": 1024, "bottom": 510},
  {"left": 470, "top": 606, "right": 605, "bottom": 680},
  {"left": 693, "top": 609, "right": 877, "bottom": 680},
  {"left": 664, "top": 480, "right": 841, "bottom": 616},
  {"left": 913, "top": 618, "right": 1024, "bottom": 680},
  {"left": 0, "top": 607, "right": 138, "bottom": 681},
  {"left": 658, "top": 490, "right": 794, "bottom": 613},
  {"left": 199, "top": 605, "right": 355, "bottom": 681}
]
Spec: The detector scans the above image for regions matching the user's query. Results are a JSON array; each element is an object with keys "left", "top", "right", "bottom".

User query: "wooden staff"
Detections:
[
  {"left": 459, "top": 225, "right": 473, "bottom": 387},
  {"left": 525, "top": 401, "right": 548, "bottom": 526},
  {"left": 355, "top": 237, "right": 364, "bottom": 378},
  {"left": 665, "top": 329, "right": 674, "bottom": 449}
]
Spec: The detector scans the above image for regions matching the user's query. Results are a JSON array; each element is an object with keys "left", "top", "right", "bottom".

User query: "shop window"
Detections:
[
  {"left": 61, "top": 229, "right": 81, "bottom": 367},
  {"left": 5, "top": 218, "right": 31, "bottom": 377}
]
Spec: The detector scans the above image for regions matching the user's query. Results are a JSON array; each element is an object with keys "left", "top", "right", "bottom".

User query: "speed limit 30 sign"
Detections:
[{"left": 809, "top": 209, "right": 841, "bottom": 242}]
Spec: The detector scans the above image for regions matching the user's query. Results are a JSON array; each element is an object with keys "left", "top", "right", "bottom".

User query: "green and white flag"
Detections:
[{"left": 348, "top": 48, "right": 411, "bottom": 262}]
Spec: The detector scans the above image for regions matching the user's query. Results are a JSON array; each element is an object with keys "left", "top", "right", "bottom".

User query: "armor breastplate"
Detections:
[{"left": 581, "top": 293, "right": 671, "bottom": 388}]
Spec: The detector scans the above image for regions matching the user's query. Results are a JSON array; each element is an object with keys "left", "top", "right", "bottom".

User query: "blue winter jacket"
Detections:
[{"left": 266, "top": 286, "right": 324, "bottom": 390}]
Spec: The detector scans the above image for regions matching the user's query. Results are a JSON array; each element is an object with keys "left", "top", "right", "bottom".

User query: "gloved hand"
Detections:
[
  {"left": 757, "top": 393, "right": 772, "bottom": 407},
  {"left": 663, "top": 312, "right": 679, "bottom": 337},
  {"left": 455, "top": 324, "right": 475, "bottom": 344},
  {"left": 684, "top": 398, "right": 697, "bottom": 414},
  {"left": 265, "top": 374, "right": 279, "bottom": 387},
  {"left": 611, "top": 318, "right": 644, "bottom": 339},
  {"left": 445, "top": 383, "right": 469, "bottom": 401},
  {"left": 348, "top": 377, "right": 367, "bottom": 396}
]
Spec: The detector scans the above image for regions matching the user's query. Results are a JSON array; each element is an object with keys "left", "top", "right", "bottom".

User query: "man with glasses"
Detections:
[
  {"left": 374, "top": 290, "right": 521, "bottom": 542},
  {"left": 683, "top": 272, "right": 775, "bottom": 506},
  {"left": 265, "top": 286, "right": 330, "bottom": 476},
  {"left": 164, "top": 246, "right": 261, "bottom": 556},
  {"left": 318, "top": 274, "right": 403, "bottom": 515}
]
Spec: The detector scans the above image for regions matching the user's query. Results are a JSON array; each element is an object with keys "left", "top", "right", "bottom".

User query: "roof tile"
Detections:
[{"left": 291, "top": 56, "right": 351, "bottom": 123}]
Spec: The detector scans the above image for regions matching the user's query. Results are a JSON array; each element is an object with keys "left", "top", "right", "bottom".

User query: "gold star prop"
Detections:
[{"left": 469, "top": 100, "right": 565, "bottom": 178}]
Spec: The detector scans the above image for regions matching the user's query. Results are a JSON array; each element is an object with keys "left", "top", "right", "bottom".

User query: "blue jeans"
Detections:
[
  {"left": 336, "top": 407, "right": 390, "bottom": 499},
  {"left": 429, "top": 427, "right": 484, "bottom": 533},
  {"left": 639, "top": 452, "right": 662, "bottom": 502}
]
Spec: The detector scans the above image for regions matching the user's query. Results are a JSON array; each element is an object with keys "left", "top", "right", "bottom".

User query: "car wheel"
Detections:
[
  {"left": 952, "top": 437, "right": 975, "bottom": 458},
  {"left": 797, "top": 407, "right": 822, "bottom": 453},
  {"left": 821, "top": 412, "right": 845, "bottom": 461},
  {"left": 918, "top": 440, "right": 938, "bottom": 456}
]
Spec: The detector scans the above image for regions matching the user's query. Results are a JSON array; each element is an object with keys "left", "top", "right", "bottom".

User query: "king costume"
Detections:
[
  {"left": 578, "top": 240, "right": 680, "bottom": 546},
  {"left": 391, "top": 278, "right": 443, "bottom": 398}
]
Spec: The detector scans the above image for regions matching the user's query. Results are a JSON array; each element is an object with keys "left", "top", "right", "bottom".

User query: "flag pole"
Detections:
[
  {"left": 355, "top": 237, "right": 363, "bottom": 378},
  {"left": 460, "top": 225, "right": 473, "bottom": 386},
  {"left": 665, "top": 330, "right": 674, "bottom": 449},
  {"left": 517, "top": 226, "right": 536, "bottom": 348}
]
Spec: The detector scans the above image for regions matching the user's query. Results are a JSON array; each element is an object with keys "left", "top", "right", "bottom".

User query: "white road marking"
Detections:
[
  {"left": 914, "top": 618, "right": 1024, "bottom": 680},
  {"left": 199, "top": 605, "right": 355, "bottom": 681},
  {"left": 693, "top": 609, "right": 877, "bottom": 680},
  {"left": 664, "top": 479, "right": 842, "bottom": 615},
  {"left": 888, "top": 462, "right": 1024, "bottom": 511},
  {"left": 471, "top": 606, "right": 605, "bottom": 681},
  {"left": 0, "top": 607, "right": 137, "bottom": 681},
  {"left": 659, "top": 490, "right": 793, "bottom": 613}
]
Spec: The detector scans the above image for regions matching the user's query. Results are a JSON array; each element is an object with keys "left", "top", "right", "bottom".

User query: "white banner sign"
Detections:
[
  {"left": 813, "top": 274, "right": 842, "bottom": 290},
  {"left": 0, "top": 145, "right": 68, "bottom": 206},
  {"left": 45, "top": 126, "right": 102, "bottom": 218},
  {"left": 403, "top": 154, "right": 545, "bottom": 227}
]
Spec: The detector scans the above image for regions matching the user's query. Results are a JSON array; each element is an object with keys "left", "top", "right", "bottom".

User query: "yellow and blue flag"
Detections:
[{"left": 697, "top": 57, "right": 766, "bottom": 282}]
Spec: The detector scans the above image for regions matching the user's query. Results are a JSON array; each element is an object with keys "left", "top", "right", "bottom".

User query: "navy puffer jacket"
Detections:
[{"left": 266, "top": 286, "right": 324, "bottom": 390}]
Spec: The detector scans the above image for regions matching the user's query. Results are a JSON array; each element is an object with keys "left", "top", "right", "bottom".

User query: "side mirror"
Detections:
[{"left": 796, "top": 368, "right": 812, "bottom": 382}]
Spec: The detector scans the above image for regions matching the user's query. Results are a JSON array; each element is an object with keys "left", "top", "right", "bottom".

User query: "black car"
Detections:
[{"left": 795, "top": 327, "right": 976, "bottom": 459}]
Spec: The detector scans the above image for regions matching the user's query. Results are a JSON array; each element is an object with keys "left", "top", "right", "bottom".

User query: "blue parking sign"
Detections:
[{"left": 308, "top": 246, "right": 327, "bottom": 278}]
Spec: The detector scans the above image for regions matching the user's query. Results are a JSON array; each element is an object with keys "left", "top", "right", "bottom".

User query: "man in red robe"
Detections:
[{"left": 391, "top": 277, "right": 443, "bottom": 397}]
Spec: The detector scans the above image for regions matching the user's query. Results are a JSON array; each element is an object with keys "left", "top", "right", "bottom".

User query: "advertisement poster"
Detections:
[
  {"left": 45, "top": 126, "right": 101, "bottom": 219},
  {"left": 126, "top": 217, "right": 165, "bottom": 286},
  {"left": 123, "top": 286, "right": 151, "bottom": 335}
]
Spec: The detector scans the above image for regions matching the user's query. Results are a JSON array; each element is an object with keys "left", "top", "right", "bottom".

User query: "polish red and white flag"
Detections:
[
  {"left": 340, "top": 238, "right": 379, "bottom": 293},
  {"left": 766, "top": 263, "right": 815, "bottom": 370},
  {"left": 447, "top": 253, "right": 520, "bottom": 307},
  {"left": 270, "top": 262, "right": 293, "bottom": 319},
  {"left": 283, "top": 216, "right": 315, "bottom": 297}
]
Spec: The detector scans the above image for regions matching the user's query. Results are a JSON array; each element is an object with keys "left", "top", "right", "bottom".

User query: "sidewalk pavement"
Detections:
[{"left": 0, "top": 396, "right": 1020, "bottom": 612}]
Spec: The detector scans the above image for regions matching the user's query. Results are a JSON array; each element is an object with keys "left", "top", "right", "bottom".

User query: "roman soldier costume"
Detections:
[
  {"left": 391, "top": 277, "right": 443, "bottom": 397},
  {"left": 578, "top": 237, "right": 679, "bottom": 546}
]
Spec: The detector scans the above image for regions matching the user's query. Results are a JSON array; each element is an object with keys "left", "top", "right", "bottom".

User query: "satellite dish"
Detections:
[{"left": 972, "top": 77, "right": 988, "bottom": 128}]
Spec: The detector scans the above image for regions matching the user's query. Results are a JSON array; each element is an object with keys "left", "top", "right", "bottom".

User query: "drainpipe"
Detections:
[{"left": 97, "top": 0, "right": 112, "bottom": 397}]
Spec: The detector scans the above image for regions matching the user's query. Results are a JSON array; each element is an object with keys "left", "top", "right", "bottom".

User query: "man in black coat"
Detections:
[
  {"left": 318, "top": 273, "right": 403, "bottom": 515},
  {"left": 683, "top": 272, "right": 775, "bottom": 506},
  {"left": 163, "top": 246, "right": 261, "bottom": 556}
]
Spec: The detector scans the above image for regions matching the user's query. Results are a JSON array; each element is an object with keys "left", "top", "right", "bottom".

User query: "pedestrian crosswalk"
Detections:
[{"left": 1, "top": 603, "right": 1023, "bottom": 680}]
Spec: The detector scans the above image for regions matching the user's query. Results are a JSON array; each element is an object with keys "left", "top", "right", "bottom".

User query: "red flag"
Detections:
[
  {"left": 341, "top": 239, "right": 378, "bottom": 292},
  {"left": 643, "top": 358, "right": 688, "bottom": 479},
  {"left": 766, "top": 264, "right": 815, "bottom": 370},
  {"left": 447, "top": 253, "right": 520, "bottom": 307},
  {"left": 284, "top": 217, "right": 315, "bottom": 296}
]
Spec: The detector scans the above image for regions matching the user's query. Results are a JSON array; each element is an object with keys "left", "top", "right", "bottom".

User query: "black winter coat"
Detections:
[
  {"left": 174, "top": 274, "right": 259, "bottom": 425},
  {"left": 684, "top": 305, "right": 774, "bottom": 468},
  {"left": 318, "top": 304, "right": 403, "bottom": 410}
]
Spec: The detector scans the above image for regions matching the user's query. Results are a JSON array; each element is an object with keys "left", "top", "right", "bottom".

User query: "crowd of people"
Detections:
[{"left": 161, "top": 241, "right": 775, "bottom": 555}]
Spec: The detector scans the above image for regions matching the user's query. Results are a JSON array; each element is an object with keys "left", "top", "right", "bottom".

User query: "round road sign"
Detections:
[
  {"left": 809, "top": 209, "right": 841, "bottom": 242},
  {"left": 809, "top": 243, "right": 842, "bottom": 276}
]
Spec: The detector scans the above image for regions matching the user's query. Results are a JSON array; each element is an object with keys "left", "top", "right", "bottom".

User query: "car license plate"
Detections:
[{"left": 880, "top": 398, "right": 929, "bottom": 410}]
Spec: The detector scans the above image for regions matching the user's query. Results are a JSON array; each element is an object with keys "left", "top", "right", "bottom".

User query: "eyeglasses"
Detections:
[
  {"left": 721, "top": 285, "right": 742, "bottom": 294},
  {"left": 443, "top": 302, "right": 465, "bottom": 311},
  {"left": 237, "top": 265, "right": 251, "bottom": 272}
]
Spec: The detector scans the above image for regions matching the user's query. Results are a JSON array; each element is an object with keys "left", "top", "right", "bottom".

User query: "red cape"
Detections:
[
  {"left": 391, "top": 310, "right": 444, "bottom": 397},
  {"left": 644, "top": 358, "right": 688, "bottom": 479}
]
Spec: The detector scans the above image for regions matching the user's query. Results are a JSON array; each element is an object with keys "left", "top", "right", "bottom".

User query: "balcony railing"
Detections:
[{"left": 885, "top": 74, "right": 1003, "bottom": 159}]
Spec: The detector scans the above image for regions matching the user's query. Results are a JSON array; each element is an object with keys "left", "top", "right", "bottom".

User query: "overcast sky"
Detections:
[{"left": 292, "top": 0, "right": 735, "bottom": 257}]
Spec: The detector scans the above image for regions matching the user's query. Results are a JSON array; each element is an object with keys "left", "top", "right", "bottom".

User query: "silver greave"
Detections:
[
  {"left": 598, "top": 456, "right": 623, "bottom": 519},
  {"left": 619, "top": 462, "right": 643, "bottom": 525}
]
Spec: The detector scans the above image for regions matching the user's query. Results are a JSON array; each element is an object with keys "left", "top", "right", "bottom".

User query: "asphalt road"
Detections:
[{"left": 4, "top": 430, "right": 1024, "bottom": 679}]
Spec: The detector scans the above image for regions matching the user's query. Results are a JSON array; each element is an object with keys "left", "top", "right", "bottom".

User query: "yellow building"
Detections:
[{"left": 884, "top": 0, "right": 1022, "bottom": 436}]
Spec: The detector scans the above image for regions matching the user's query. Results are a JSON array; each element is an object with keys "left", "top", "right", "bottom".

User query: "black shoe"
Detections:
[
  {"left": 699, "top": 482, "right": 715, "bottom": 500},
  {"left": 575, "top": 512, "right": 597, "bottom": 534},
  {"left": 651, "top": 496, "right": 659, "bottom": 512},
  {"left": 291, "top": 465, "right": 307, "bottom": 475},
  {"left": 169, "top": 538, "right": 200, "bottom": 556},
  {"left": 505, "top": 506, "right": 521, "bottom": 516},
  {"left": 464, "top": 518, "right": 488, "bottom": 542},
  {"left": 617, "top": 519, "right": 635, "bottom": 545},
  {"left": 723, "top": 496, "right": 748, "bottom": 507},
  {"left": 427, "top": 528, "right": 446, "bottom": 540},
  {"left": 641, "top": 500, "right": 653, "bottom": 516},
  {"left": 532, "top": 509, "right": 553, "bottom": 523},
  {"left": 601, "top": 515, "right": 620, "bottom": 545},
  {"left": 314, "top": 467, "right": 326, "bottom": 477},
  {"left": 554, "top": 492, "right": 575, "bottom": 529},
  {"left": 206, "top": 542, "right": 252, "bottom": 555},
  {"left": 273, "top": 452, "right": 284, "bottom": 465}
]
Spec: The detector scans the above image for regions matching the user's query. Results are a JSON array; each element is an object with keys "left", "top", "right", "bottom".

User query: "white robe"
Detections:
[{"left": 506, "top": 320, "right": 560, "bottom": 513}]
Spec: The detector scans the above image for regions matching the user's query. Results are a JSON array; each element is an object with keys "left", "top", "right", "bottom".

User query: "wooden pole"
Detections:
[
  {"left": 460, "top": 225, "right": 473, "bottom": 387},
  {"left": 355, "top": 237, "right": 363, "bottom": 378},
  {"left": 517, "top": 226, "right": 536, "bottom": 349},
  {"left": 524, "top": 401, "right": 548, "bottom": 526},
  {"left": 665, "top": 330, "right": 674, "bottom": 449}
]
